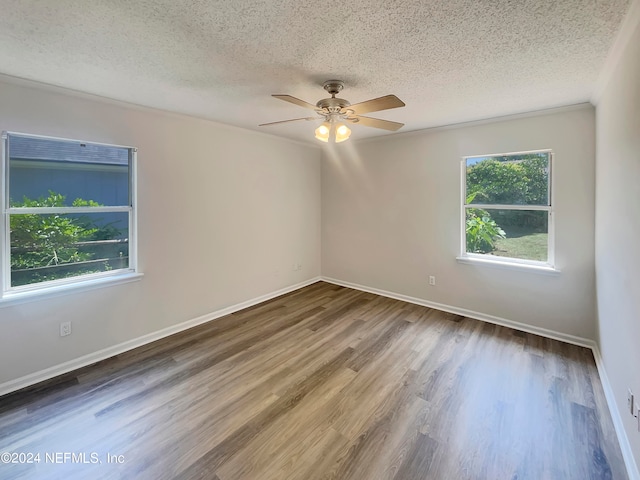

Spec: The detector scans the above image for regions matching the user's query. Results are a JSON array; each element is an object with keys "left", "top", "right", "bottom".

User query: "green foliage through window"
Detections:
[
  {"left": 9, "top": 191, "right": 126, "bottom": 287},
  {"left": 464, "top": 152, "right": 550, "bottom": 262},
  {"left": 465, "top": 192, "right": 506, "bottom": 253},
  {"left": 466, "top": 153, "right": 548, "bottom": 206}
]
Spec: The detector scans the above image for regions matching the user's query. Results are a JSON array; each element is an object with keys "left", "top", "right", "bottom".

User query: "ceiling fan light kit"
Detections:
[
  {"left": 260, "top": 80, "right": 405, "bottom": 143},
  {"left": 314, "top": 120, "right": 351, "bottom": 143},
  {"left": 335, "top": 123, "right": 351, "bottom": 143},
  {"left": 314, "top": 122, "right": 331, "bottom": 142}
]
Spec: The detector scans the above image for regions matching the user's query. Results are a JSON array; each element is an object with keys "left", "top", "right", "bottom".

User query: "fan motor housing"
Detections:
[{"left": 316, "top": 97, "right": 351, "bottom": 112}]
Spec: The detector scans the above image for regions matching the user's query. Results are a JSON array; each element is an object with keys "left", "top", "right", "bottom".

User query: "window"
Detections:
[
  {"left": 460, "top": 150, "right": 553, "bottom": 268},
  {"left": 1, "top": 132, "right": 138, "bottom": 296}
]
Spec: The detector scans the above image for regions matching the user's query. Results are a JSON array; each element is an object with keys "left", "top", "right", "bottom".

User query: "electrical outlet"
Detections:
[
  {"left": 60, "top": 321, "right": 72, "bottom": 337},
  {"left": 429, "top": 276, "right": 436, "bottom": 286},
  {"left": 629, "top": 389, "right": 635, "bottom": 415}
]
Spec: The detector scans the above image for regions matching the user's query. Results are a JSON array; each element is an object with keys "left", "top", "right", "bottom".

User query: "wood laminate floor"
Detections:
[{"left": 0, "top": 282, "right": 628, "bottom": 480}]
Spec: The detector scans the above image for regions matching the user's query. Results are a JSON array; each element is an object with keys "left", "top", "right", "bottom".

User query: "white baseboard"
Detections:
[
  {"left": 592, "top": 345, "right": 640, "bottom": 480},
  {"left": 321, "top": 276, "right": 593, "bottom": 348},
  {"left": 321, "top": 275, "right": 639, "bottom": 480},
  {"left": 0, "top": 277, "right": 321, "bottom": 397}
]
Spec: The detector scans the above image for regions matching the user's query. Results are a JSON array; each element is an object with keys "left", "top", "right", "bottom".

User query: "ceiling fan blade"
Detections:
[
  {"left": 347, "top": 95, "right": 405, "bottom": 115},
  {"left": 349, "top": 115, "right": 404, "bottom": 131},
  {"left": 272, "top": 95, "right": 318, "bottom": 110},
  {"left": 259, "top": 117, "right": 318, "bottom": 127}
]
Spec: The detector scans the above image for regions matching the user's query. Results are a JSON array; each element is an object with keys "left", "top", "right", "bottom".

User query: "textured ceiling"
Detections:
[{"left": 0, "top": 0, "right": 631, "bottom": 143}]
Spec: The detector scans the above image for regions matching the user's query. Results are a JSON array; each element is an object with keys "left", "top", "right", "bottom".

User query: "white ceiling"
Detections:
[{"left": 0, "top": 0, "right": 631, "bottom": 143}]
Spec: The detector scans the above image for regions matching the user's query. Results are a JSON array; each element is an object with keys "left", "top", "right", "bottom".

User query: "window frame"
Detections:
[
  {"left": 1, "top": 131, "right": 139, "bottom": 298},
  {"left": 459, "top": 149, "right": 556, "bottom": 271}
]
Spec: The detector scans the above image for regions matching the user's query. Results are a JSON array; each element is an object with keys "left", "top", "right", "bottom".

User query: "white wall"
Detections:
[
  {"left": 0, "top": 78, "right": 321, "bottom": 386},
  {"left": 322, "top": 107, "right": 596, "bottom": 339},
  {"left": 595, "top": 9, "right": 640, "bottom": 473}
]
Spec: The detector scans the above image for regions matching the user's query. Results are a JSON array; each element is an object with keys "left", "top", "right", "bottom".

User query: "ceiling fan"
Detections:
[{"left": 259, "top": 80, "right": 406, "bottom": 143}]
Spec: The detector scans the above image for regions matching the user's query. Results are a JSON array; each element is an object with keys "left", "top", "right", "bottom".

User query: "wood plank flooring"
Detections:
[{"left": 0, "top": 281, "right": 628, "bottom": 480}]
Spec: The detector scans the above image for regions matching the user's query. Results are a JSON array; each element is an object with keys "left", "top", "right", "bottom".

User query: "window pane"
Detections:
[
  {"left": 10, "top": 212, "right": 129, "bottom": 287},
  {"left": 8, "top": 135, "right": 129, "bottom": 207},
  {"left": 466, "top": 152, "right": 549, "bottom": 206},
  {"left": 465, "top": 208, "right": 548, "bottom": 261}
]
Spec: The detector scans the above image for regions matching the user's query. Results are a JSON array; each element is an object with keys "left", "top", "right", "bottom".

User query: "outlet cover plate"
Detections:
[{"left": 60, "top": 321, "right": 72, "bottom": 337}]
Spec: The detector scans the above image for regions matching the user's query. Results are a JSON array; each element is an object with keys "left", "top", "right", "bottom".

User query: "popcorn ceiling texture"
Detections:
[{"left": 0, "top": 0, "right": 630, "bottom": 141}]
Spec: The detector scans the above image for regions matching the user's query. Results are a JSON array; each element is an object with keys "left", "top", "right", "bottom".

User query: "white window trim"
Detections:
[
  {"left": 1, "top": 131, "right": 140, "bottom": 301},
  {"left": 458, "top": 149, "right": 557, "bottom": 272},
  {"left": 0, "top": 272, "right": 144, "bottom": 308},
  {"left": 455, "top": 255, "right": 560, "bottom": 275}
]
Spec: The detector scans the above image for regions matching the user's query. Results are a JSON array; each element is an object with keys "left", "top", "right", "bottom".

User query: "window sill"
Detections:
[
  {"left": 0, "top": 272, "right": 144, "bottom": 308},
  {"left": 456, "top": 256, "right": 560, "bottom": 275}
]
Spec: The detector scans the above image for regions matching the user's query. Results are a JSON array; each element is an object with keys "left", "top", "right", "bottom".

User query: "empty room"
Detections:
[{"left": 0, "top": 1, "right": 639, "bottom": 479}]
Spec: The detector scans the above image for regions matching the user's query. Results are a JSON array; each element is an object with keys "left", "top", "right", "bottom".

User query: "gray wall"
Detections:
[
  {"left": 322, "top": 106, "right": 596, "bottom": 339},
  {"left": 595, "top": 10, "right": 640, "bottom": 473},
  {"left": 0, "top": 78, "right": 322, "bottom": 386}
]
